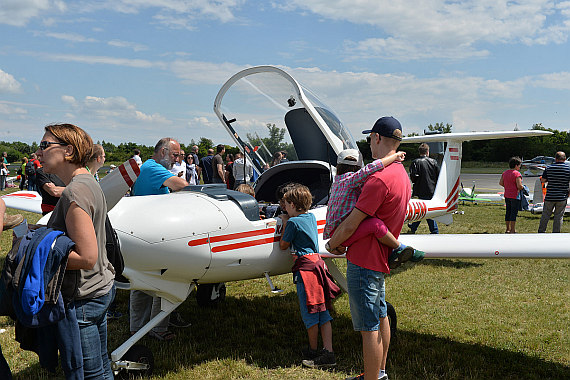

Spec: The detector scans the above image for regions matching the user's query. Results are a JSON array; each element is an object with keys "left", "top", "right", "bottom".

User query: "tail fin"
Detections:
[
  {"left": 402, "top": 129, "right": 552, "bottom": 217},
  {"left": 99, "top": 158, "right": 140, "bottom": 211}
]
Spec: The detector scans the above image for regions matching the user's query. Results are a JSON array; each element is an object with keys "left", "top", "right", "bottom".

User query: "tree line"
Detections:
[{"left": 0, "top": 123, "right": 566, "bottom": 164}]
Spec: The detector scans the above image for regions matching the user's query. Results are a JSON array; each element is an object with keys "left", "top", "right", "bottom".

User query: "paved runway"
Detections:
[
  {"left": 460, "top": 173, "right": 502, "bottom": 193},
  {"left": 460, "top": 173, "right": 540, "bottom": 193}
]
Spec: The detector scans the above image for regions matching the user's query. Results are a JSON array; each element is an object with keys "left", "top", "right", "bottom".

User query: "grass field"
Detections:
[{"left": 0, "top": 191, "right": 569, "bottom": 379}]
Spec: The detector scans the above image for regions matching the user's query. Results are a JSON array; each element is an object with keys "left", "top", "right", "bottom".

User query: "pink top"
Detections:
[
  {"left": 501, "top": 169, "right": 522, "bottom": 199},
  {"left": 347, "top": 163, "right": 411, "bottom": 273},
  {"left": 324, "top": 159, "right": 384, "bottom": 239}
]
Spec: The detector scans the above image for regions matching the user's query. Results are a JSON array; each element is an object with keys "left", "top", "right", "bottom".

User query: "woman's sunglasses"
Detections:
[{"left": 39, "top": 141, "right": 67, "bottom": 150}]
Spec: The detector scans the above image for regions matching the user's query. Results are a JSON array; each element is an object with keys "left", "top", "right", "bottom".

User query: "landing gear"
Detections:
[
  {"left": 114, "top": 344, "right": 154, "bottom": 378},
  {"left": 386, "top": 301, "right": 398, "bottom": 338},
  {"left": 196, "top": 282, "right": 226, "bottom": 307}
]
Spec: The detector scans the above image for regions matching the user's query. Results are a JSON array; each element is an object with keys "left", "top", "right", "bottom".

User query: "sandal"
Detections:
[{"left": 148, "top": 330, "right": 176, "bottom": 341}]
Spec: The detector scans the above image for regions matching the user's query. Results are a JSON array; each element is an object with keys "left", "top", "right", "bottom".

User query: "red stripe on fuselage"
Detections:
[
  {"left": 188, "top": 227, "right": 276, "bottom": 246},
  {"left": 212, "top": 236, "right": 278, "bottom": 253}
]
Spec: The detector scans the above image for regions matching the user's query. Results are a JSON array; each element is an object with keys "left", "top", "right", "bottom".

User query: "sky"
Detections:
[{"left": 1, "top": 0, "right": 569, "bottom": 147}]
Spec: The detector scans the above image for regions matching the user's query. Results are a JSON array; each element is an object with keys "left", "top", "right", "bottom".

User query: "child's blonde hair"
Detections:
[
  {"left": 283, "top": 184, "right": 312, "bottom": 212},
  {"left": 236, "top": 184, "right": 255, "bottom": 197}
]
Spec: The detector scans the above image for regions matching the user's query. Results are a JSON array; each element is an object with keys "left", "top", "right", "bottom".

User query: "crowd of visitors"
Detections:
[{"left": 1, "top": 119, "right": 569, "bottom": 380}]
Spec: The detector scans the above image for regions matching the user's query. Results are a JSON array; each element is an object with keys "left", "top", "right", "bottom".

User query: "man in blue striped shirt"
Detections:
[{"left": 538, "top": 151, "right": 570, "bottom": 233}]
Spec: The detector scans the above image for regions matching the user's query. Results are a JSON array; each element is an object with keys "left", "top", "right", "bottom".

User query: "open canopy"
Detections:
[{"left": 213, "top": 66, "right": 358, "bottom": 175}]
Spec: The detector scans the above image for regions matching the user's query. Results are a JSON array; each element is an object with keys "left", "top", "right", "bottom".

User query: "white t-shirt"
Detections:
[{"left": 169, "top": 161, "right": 186, "bottom": 178}]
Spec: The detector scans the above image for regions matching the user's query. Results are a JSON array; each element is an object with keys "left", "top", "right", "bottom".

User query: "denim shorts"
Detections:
[
  {"left": 346, "top": 261, "right": 386, "bottom": 331},
  {"left": 294, "top": 272, "right": 333, "bottom": 329}
]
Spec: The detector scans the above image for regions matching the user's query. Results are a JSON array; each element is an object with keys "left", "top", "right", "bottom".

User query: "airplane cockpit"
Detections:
[{"left": 212, "top": 66, "right": 358, "bottom": 212}]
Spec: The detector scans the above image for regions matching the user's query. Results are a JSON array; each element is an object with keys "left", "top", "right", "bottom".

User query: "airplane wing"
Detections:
[
  {"left": 400, "top": 233, "right": 570, "bottom": 258},
  {"left": 1, "top": 159, "right": 140, "bottom": 215},
  {"left": 1, "top": 191, "right": 42, "bottom": 213},
  {"left": 402, "top": 130, "right": 552, "bottom": 143}
]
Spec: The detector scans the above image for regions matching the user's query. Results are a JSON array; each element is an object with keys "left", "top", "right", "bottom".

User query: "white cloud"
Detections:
[
  {"left": 29, "top": 52, "right": 166, "bottom": 69},
  {"left": 35, "top": 31, "right": 98, "bottom": 43},
  {"left": 286, "top": 0, "right": 570, "bottom": 60},
  {"left": 0, "top": 0, "right": 65, "bottom": 26},
  {"left": 170, "top": 60, "right": 248, "bottom": 85},
  {"left": 76, "top": 0, "right": 243, "bottom": 29},
  {"left": 532, "top": 72, "right": 570, "bottom": 90},
  {"left": 62, "top": 95, "right": 171, "bottom": 125},
  {"left": 0, "top": 69, "right": 23, "bottom": 93},
  {"left": 108, "top": 40, "right": 149, "bottom": 52},
  {"left": 344, "top": 37, "right": 490, "bottom": 61},
  {"left": 0, "top": 102, "right": 27, "bottom": 116}
]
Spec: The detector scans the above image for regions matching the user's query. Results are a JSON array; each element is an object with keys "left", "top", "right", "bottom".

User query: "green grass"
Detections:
[{"left": 0, "top": 192, "right": 569, "bottom": 379}]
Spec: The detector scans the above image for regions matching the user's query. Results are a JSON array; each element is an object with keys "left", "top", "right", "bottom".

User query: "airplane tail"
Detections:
[
  {"left": 402, "top": 130, "right": 552, "bottom": 222},
  {"left": 99, "top": 158, "right": 140, "bottom": 211}
]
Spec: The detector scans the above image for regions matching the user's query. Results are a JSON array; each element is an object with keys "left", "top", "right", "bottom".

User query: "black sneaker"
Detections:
[
  {"left": 302, "top": 349, "right": 336, "bottom": 368},
  {"left": 169, "top": 311, "right": 191, "bottom": 328},
  {"left": 301, "top": 346, "right": 322, "bottom": 360}
]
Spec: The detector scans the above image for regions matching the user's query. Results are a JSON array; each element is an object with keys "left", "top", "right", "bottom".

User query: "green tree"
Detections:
[
  {"left": 427, "top": 122, "right": 453, "bottom": 133},
  {"left": 246, "top": 124, "right": 297, "bottom": 161},
  {"left": 197, "top": 137, "right": 214, "bottom": 158}
]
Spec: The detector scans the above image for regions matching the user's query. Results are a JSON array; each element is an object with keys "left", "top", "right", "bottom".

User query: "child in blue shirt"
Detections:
[{"left": 280, "top": 184, "right": 340, "bottom": 369}]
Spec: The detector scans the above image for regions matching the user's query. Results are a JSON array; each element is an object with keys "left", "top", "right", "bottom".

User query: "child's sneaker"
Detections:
[
  {"left": 388, "top": 246, "right": 414, "bottom": 269},
  {"left": 301, "top": 346, "right": 322, "bottom": 360},
  {"left": 302, "top": 349, "right": 336, "bottom": 368},
  {"left": 410, "top": 247, "right": 425, "bottom": 262}
]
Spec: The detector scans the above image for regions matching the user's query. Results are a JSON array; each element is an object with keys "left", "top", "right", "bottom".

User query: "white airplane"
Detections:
[
  {"left": 521, "top": 155, "right": 555, "bottom": 176},
  {"left": 3, "top": 65, "right": 567, "bottom": 376}
]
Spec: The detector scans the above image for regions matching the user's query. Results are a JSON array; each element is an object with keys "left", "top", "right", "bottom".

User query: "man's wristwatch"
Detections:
[{"left": 325, "top": 242, "right": 333, "bottom": 253}]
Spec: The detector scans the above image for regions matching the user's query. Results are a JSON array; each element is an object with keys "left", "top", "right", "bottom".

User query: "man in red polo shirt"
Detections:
[{"left": 327, "top": 116, "right": 411, "bottom": 380}]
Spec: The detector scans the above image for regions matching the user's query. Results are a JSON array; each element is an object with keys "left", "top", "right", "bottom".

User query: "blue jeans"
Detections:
[
  {"left": 72, "top": 285, "right": 115, "bottom": 380},
  {"left": 27, "top": 175, "right": 37, "bottom": 191},
  {"left": 346, "top": 261, "right": 386, "bottom": 332},
  {"left": 294, "top": 272, "right": 333, "bottom": 329},
  {"left": 409, "top": 218, "right": 438, "bottom": 234}
]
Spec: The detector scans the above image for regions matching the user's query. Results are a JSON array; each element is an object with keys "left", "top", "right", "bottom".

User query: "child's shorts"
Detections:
[{"left": 294, "top": 272, "right": 333, "bottom": 329}]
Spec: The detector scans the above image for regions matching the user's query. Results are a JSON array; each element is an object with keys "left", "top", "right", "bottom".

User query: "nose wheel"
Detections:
[{"left": 114, "top": 344, "right": 154, "bottom": 378}]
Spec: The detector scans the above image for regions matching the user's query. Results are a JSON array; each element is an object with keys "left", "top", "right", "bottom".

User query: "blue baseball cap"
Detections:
[{"left": 362, "top": 116, "right": 402, "bottom": 141}]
